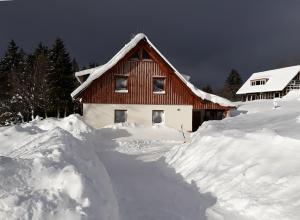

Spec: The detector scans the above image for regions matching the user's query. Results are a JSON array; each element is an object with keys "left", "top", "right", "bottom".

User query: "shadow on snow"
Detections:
[{"left": 89, "top": 128, "right": 216, "bottom": 220}]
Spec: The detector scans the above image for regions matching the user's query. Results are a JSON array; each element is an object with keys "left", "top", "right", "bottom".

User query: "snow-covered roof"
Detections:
[
  {"left": 182, "top": 74, "right": 191, "bottom": 82},
  {"left": 75, "top": 65, "right": 103, "bottom": 83},
  {"left": 71, "top": 33, "right": 234, "bottom": 107},
  {"left": 237, "top": 65, "right": 300, "bottom": 94}
]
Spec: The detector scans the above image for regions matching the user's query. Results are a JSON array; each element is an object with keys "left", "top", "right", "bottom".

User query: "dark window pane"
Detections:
[
  {"left": 153, "top": 78, "right": 165, "bottom": 92},
  {"left": 152, "top": 110, "right": 164, "bottom": 124},
  {"left": 115, "top": 76, "right": 128, "bottom": 91},
  {"left": 115, "top": 110, "right": 127, "bottom": 123},
  {"left": 142, "top": 50, "right": 150, "bottom": 60},
  {"left": 131, "top": 51, "right": 140, "bottom": 59}
]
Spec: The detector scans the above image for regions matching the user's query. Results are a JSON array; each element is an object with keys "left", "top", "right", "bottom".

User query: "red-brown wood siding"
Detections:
[{"left": 79, "top": 40, "right": 230, "bottom": 110}]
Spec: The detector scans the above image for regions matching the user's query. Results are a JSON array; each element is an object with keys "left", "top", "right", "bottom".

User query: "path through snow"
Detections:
[{"left": 93, "top": 127, "right": 216, "bottom": 220}]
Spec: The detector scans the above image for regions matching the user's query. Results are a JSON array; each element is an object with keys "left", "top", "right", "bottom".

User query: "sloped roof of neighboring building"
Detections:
[
  {"left": 71, "top": 33, "right": 234, "bottom": 107},
  {"left": 237, "top": 65, "right": 300, "bottom": 94}
]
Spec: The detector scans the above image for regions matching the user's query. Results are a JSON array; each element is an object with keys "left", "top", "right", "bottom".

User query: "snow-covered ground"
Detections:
[
  {"left": 166, "top": 91, "right": 300, "bottom": 220},
  {"left": 0, "top": 116, "right": 119, "bottom": 220},
  {"left": 1, "top": 91, "right": 300, "bottom": 220},
  {"left": 97, "top": 126, "right": 213, "bottom": 220},
  {"left": 0, "top": 116, "right": 209, "bottom": 220}
]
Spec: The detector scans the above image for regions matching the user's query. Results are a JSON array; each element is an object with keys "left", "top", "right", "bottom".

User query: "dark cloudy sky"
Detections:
[{"left": 1, "top": 0, "right": 300, "bottom": 88}]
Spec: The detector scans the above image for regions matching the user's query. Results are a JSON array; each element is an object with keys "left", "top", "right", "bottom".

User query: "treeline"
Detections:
[
  {"left": 0, "top": 38, "right": 243, "bottom": 125},
  {"left": 0, "top": 39, "right": 81, "bottom": 125},
  {"left": 202, "top": 69, "right": 243, "bottom": 101}
]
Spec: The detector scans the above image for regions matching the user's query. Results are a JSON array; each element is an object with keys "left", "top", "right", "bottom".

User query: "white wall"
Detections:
[{"left": 83, "top": 104, "right": 193, "bottom": 131}]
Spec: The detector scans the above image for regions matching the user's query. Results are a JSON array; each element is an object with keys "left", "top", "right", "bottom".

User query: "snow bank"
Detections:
[
  {"left": 281, "top": 90, "right": 300, "bottom": 101},
  {"left": 166, "top": 95, "right": 300, "bottom": 220},
  {"left": 0, "top": 115, "right": 119, "bottom": 220}
]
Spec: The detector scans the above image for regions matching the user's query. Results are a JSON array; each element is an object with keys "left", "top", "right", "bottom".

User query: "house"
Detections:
[
  {"left": 237, "top": 65, "right": 300, "bottom": 101},
  {"left": 71, "top": 33, "right": 234, "bottom": 132}
]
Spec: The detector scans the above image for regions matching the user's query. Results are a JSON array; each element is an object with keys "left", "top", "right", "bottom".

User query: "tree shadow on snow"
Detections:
[{"left": 91, "top": 127, "right": 217, "bottom": 220}]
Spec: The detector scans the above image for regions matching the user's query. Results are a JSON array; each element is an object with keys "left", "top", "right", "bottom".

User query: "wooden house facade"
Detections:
[{"left": 72, "top": 34, "right": 234, "bottom": 131}]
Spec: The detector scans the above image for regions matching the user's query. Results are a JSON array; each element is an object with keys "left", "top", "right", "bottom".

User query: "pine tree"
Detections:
[
  {"left": 222, "top": 69, "right": 243, "bottom": 101},
  {"left": 48, "top": 38, "right": 75, "bottom": 118},
  {"left": 72, "top": 58, "right": 80, "bottom": 74},
  {"left": 0, "top": 41, "right": 21, "bottom": 101},
  {"left": 71, "top": 58, "right": 80, "bottom": 90},
  {"left": 0, "top": 41, "right": 25, "bottom": 124},
  {"left": 14, "top": 51, "right": 34, "bottom": 121},
  {"left": 88, "top": 62, "right": 99, "bottom": 68},
  {"left": 71, "top": 58, "right": 82, "bottom": 115},
  {"left": 32, "top": 43, "right": 52, "bottom": 118},
  {"left": 202, "top": 84, "right": 213, "bottom": 94}
]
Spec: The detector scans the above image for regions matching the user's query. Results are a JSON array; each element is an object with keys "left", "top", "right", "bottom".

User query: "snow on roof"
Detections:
[
  {"left": 237, "top": 65, "right": 300, "bottom": 94},
  {"left": 75, "top": 65, "right": 103, "bottom": 82},
  {"left": 75, "top": 66, "right": 104, "bottom": 77},
  {"left": 71, "top": 33, "right": 234, "bottom": 107},
  {"left": 182, "top": 74, "right": 191, "bottom": 82}
]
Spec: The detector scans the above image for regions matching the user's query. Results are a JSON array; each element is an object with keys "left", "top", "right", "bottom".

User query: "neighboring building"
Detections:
[
  {"left": 71, "top": 33, "right": 234, "bottom": 132},
  {"left": 237, "top": 65, "right": 300, "bottom": 101}
]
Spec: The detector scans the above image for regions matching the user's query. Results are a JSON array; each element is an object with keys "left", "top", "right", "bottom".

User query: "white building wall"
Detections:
[{"left": 83, "top": 104, "right": 193, "bottom": 131}]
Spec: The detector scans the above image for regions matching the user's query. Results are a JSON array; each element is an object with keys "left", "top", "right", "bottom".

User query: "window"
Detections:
[
  {"left": 142, "top": 49, "right": 150, "bottom": 60},
  {"left": 152, "top": 110, "right": 164, "bottom": 124},
  {"left": 130, "top": 49, "right": 151, "bottom": 60},
  {"left": 114, "top": 110, "right": 127, "bottom": 123},
  {"left": 153, "top": 77, "right": 165, "bottom": 93},
  {"left": 131, "top": 51, "right": 140, "bottom": 60},
  {"left": 115, "top": 76, "right": 128, "bottom": 92},
  {"left": 251, "top": 78, "right": 268, "bottom": 86}
]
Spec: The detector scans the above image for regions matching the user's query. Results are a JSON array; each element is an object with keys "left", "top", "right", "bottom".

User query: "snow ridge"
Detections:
[
  {"left": 0, "top": 115, "right": 119, "bottom": 220},
  {"left": 165, "top": 95, "right": 300, "bottom": 220}
]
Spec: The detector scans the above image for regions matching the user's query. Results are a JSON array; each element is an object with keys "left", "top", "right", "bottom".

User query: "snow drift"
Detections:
[
  {"left": 0, "top": 115, "right": 119, "bottom": 220},
  {"left": 166, "top": 92, "right": 300, "bottom": 220},
  {"left": 2, "top": 91, "right": 300, "bottom": 220}
]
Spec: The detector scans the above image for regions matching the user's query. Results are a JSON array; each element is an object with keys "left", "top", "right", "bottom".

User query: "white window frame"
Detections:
[
  {"left": 153, "top": 77, "right": 166, "bottom": 94},
  {"left": 115, "top": 75, "right": 128, "bottom": 93},
  {"left": 152, "top": 110, "right": 165, "bottom": 124},
  {"left": 251, "top": 78, "right": 268, "bottom": 86}
]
